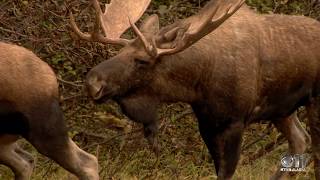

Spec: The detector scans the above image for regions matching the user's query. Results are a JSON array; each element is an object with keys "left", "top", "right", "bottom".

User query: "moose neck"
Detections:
[
  {"left": 149, "top": 45, "right": 216, "bottom": 103},
  {"left": 146, "top": 24, "right": 261, "bottom": 117},
  {"left": 145, "top": 5, "right": 258, "bottom": 104}
]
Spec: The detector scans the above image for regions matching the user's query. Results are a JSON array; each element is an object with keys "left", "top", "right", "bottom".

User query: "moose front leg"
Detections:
[
  {"left": 192, "top": 104, "right": 244, "bottom": 179},
  {"left": 118, "top": 96, "right": 160, "bottom": 153},
  {"left": 143, "top": 120, "right": 159, "bottom": 153},
  {"left": 198, "top": 119, "right": 244, "bottom": 180}
]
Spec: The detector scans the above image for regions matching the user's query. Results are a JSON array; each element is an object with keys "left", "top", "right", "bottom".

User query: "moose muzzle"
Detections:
[{"left": 86, "top": 73, "right": 105, "bottom": 100}]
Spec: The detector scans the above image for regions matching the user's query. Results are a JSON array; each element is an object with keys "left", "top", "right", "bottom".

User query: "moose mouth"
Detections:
[{"left": 92, "top": 87, "right": 116, "bottom": 104}]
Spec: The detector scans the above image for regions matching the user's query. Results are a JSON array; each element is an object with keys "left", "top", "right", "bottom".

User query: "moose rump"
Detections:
[{"left": 0, "top": 42, "right": 99, "bottom": 180}]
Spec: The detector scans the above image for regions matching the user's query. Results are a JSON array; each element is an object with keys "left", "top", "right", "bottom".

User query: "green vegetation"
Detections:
[{"left": 0, "top": 0, "right": 319, "bottom": 179}]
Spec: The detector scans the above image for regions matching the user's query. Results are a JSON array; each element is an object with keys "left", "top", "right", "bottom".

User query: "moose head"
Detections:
[{"left": 70, "top": 0, "right": 244, "bottom": 102}]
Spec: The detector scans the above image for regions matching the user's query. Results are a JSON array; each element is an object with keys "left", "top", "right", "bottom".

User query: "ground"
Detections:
[{"left": 0, "top": 0, "right": 320, "bottom": 179}]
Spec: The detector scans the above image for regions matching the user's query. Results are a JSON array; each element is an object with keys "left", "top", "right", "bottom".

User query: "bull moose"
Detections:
[
  {"left": 70, "top": 0, "right": 320, "bottom": 179},
  {"left": 0, "top": 42, "right": 99, "bottom": 180}
]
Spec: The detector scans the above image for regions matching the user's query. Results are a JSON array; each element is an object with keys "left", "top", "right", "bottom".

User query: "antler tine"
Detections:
[
  {"left": 91, "top": 0, "right": 107, "bottom": 36},
  {"left": 69, "top": 0, "right": 130, "bottom": 46},
  {"left": 129, "top": 17, "right": 156, "bottom": 57},
  {"left": 193, "top": 0, "right": 245, "bottom": 37},
  {"left": 152, "top": 0, "right": 245, "bottom": 57},
  {"left": 70, "top": 12, "right": 92, "bottom": 41},
  {"left": 97, "top": 0, "right": 151, "bottom": 40},
  {"left": 210, "top": 0, "right": 245, "bottom": 29},
  {"left": 91, "top": 0, "right": 131, "bottom": 45}
]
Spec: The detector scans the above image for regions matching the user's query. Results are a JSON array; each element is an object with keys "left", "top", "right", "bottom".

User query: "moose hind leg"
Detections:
[
  {"left": 0, "top": 140, "right": 33, "bottom": 180},
  {"left": 14, "top": 144, "right": 35, "bottom": 166},
  {"left": 272, "top": 111, "right": 310, "bottom": 179},
  {"left": 25, "top": 100, "right": 99, "bottom": 180},
  {"left": 306, "top": 98, "right": 320, "bottom": 180}
]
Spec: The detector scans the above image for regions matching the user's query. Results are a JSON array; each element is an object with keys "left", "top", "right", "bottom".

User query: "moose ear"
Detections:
[{"left": 140, "top": 14, "right": 160, "bottom": 35}]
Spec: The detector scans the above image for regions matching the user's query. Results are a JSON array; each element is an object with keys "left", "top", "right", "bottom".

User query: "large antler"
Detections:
[
  {"left": 132, "top": 0, "right": 245, "bottom": 57},
  {"left": 70, "top": 0, "right": 151, "bottom": 46}
]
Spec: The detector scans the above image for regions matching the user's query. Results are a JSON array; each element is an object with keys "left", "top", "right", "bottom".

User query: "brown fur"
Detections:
[
  {"left": 0, "top": 42, "right": 99, "bottom": 180},
  {"left": 85, "top": 4, "right": 319, "bottom": 180},
  {"left": 0, "top": 42, "right": 58, "bottom": 114}
]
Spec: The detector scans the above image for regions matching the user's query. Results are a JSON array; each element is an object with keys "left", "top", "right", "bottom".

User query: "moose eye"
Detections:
[{"left": 134, "top": 58, "right": 150, "bottom": 66}]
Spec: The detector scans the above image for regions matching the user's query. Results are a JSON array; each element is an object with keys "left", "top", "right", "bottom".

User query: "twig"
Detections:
[
  {"left": 61, "top": 94, "right": 82, "bottom": 101},
  {"left": 83, "top": 128, "right": 143, "bottom": 150},
  {"left": 42, "top": 160, "right": 54, "bottom": 179},
  {"left": 77, "top": 130, "right": 111, "bottom": 140},
  {"left": 57, "top": 77, "right": 83, "bottom": 87},
  {"left": 242, "top": 135, "right": 286, "bottom": 165},
  {"left": 242, "top": 131, "right": 270, "bottom": 151},
  {"left": 242, "top": 123, "right": 273, "bottom": 151},
  {"left": 172, "top": 109, "right": 194, "bottom": 121},
  {"left": 95, "top": 145, "right": 100, "bottom": 161},
  {"left": 0, "top": 26, "right": 28, "bottom": 38}
]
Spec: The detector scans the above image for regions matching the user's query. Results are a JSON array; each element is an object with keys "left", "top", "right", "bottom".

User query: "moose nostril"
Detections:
[
  {"left": 86, "top": 73, "right": 104, "bottom": 99},
  {"left": 89, "top": 83, "right": 104, "bottom": 99},
  {"left": 92, "top": 85, "right": 104, "bottom": 99}
]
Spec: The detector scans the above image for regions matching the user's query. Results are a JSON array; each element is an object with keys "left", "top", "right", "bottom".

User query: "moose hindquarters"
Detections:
[
  {"left": 23, "top": 99, "right": 99, "bottom": 180},
  {"left": 0, "top": 42, "right": 99, "bottom": 180}
]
